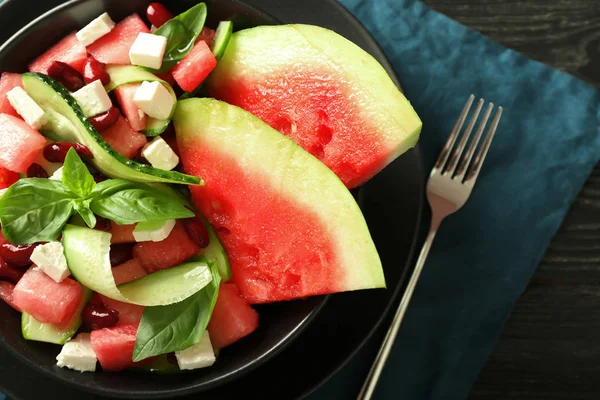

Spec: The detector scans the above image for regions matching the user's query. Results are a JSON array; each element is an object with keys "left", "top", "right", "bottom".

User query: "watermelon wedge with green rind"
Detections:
[
  {"left": 174, "top": 98, "right": 384, "bottom": 304},
  {"left": 206, "top": 24, "right": 422, "bottom": 189}
]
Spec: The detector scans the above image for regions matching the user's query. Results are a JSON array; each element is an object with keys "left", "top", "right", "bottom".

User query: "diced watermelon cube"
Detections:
[
  {"left": 109, "top": 221, "right": 137, "bottom": 243},
  {"left": 88, "top": 14, "right": 150, "bottom": 65},
  {"left": 208, "top": 283, "right": 259, "bottom": 349},
  {"left": 101, "top": 116, "right": 147, "bottom": 159},
  {"left": 172, "top": 41, "right": 217, "bottom": 92},
  {"left": 196, "top": 27, "right": 216, "bottom": 46},
  {"left": 112, "top": 258, "right": 147, "bottom": 285},
  {"left": 0, "top": 167, "right": 19, "bottom": 189},
  {"left": 133, "top": 221, "right": 201, "bottom": 273},
  {"left": 0, "top": 281, "right": 21, "bottom": 312},
  {"left": 90, "top": 323, "right": 154, "bottom": 371},
  {"left": 99, "top": 294, "right": 145, "bottom": 326},
  {"left": 0, "top": 114, "right": 47, "bottom": 173},
  {"left": 13, "top": 266, "right": 83, "bottom": 325},
  {"left": 28, "top": 32, "right": 87, "bottom": 74},
  {"left": 0, "top": 73, "right": 23, "bottom": 118},
  {"left": 114, "top": 83, "right": 146, "bottom": 131}
]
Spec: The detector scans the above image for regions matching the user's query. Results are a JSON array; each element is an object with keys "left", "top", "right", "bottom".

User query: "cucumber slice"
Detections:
[
  {"left": 61, "top": 224, "right": 213, "bottom": 306},
  {"left": 21, "top": 73, "right": 199, "bottom": 185},
  {"left": 211, "top": 21, "right": 233, "bottom": 61},
  {"left": 22, "top": 288, "right": 92, "bottom": 345},
  {"left": 147, "top": 183, "right": 232, "bottom": 280},
  {"left": 105, "top": 65, "right": 174, "bottom": 136}
]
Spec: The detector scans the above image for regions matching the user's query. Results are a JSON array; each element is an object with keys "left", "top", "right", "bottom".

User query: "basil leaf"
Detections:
[
  {"left": 152, "top": 2, "right": 207, "bottom": 73},
  {"left": 62, "top": 148, "right": 95, "bottom": 198},
  {"left": 91, "top": 179, "right": 153, "bottom": 198},
  {"left": 90, "top": 188, "right": 194, "bottom": 224},
  {"left": 0, "top": 179, "right": 75, "bottom": 244},
  {"left": 74, "top": 199, "right": 96, "bottom": 229},
  {"left": 133, "top": 259, "right": 221, "bottom": 361}
]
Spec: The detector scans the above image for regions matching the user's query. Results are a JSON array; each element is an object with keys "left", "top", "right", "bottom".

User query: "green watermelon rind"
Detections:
[{"left": 174, "top": 98, "right": 385, "bottom": 293}]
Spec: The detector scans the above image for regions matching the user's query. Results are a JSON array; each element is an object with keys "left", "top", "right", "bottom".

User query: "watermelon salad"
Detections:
[{"left": 0, "top": 1, "right": 422, "bottom": 374}]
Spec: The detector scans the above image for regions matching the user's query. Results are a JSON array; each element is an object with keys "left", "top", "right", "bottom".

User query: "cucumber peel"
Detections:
[
  {"left": 61, "top": 224, "right": 213, "bottom": 306},
  {"left": 21, "top": 73, "right": 199, "bottom": 185},
  {"left": 211, "top": 21, "right": 233, "bottom": 61},
  {"left": 21, "top": 288, "right": 92, "bottom": 345},
  {"left": 106, "top": 65, "right": 176, "bottom": 137}
]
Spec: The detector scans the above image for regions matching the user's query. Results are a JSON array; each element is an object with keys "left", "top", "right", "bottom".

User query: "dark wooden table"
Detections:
[{"left": 420, "top": 1, "right": 600, "bottom": 398}]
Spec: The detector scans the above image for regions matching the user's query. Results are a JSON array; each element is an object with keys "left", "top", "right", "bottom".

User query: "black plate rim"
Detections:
[{"left": 0, "top": 0, "right": 426, "bottom": 398}]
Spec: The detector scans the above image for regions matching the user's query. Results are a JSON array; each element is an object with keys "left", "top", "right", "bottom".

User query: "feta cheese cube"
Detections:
[
  {"left": 76, "top": 12, "right": 115, "bottom": 46},
  {"left": 141, "top": 136, "right": 179, "bottom": 171},
  {"left": 72, "top": 80, "right": 112, "bottom": 117},
  {"left": 30, "top": 241, "right": 70, "bottom": 283},
  {"left": 56, "top": 333, "right": 97, "bottom": 372},
  {"left": 133, "top": 219, "right": 176, "bottom": 242},
  {"left": 175, "top": 331, "right": 216, "bottom": 370},
  {"left": 129, "top": 32, "right": 167, "bottom": 70},
  {"left": 49, "top": 166, "right": 63, "bottom": 181},
  {"left": 133, "top": 81, "right": 174, "bottom": 120},
  {"left": 6, "top": 87, "right": 47, "bottom": 130}
]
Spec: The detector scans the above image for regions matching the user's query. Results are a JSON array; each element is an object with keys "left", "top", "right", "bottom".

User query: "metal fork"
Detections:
[{"left": 357, "top": 95, "right": 503, "bottom": 400}]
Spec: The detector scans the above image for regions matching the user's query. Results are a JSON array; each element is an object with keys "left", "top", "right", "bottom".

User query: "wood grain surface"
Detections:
[{"left": 420, "top": 0, "right": 600, "bottom": 398}]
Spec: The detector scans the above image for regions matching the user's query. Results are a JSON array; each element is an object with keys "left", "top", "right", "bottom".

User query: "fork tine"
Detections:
[
  {"left": 444, "top": 98, "right": 484, "bottom": 176},
  {"left": 433, "top": 94, "right": 475, "bottom": 171},
  {"left": 455, "top": 102, "right": 494, "bottom": 179},
  {"left": 465, "top": 106, "right": 503, "bottom": 182}
]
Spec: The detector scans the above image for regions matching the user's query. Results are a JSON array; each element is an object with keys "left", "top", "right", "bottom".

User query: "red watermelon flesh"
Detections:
[
  {"left": 133, "top": 221, "right": 201, "bottom": 273},
  {"left": 99, "top": 294, "right": 145, "bottom": 326},
  {"left": 196, "top": 26, "right": 216, "bottom": 46},
  {"left": 28, "top": 32, "right": 87, "bottom": 74},
  {"left": 0, "top": 281, "right": 21, "bottom": 312},
  {"left": 207, "top": 283, "right": 259, "bottom": 349},
  {"left": 13, "top": 266, "right": 83, "bottom": 325},
  {"left": 112, "top": 258, "right": 147, "bottom": 285},
  {"left": 0, "top": 114, "right": 47, "bottom": 173},
  {"left": 172, "top": 40, "right": 217, "bottom": 92},
  {"left": 0, "top": 73, "right": 23, "bottom": 117},
  {"left": 0, "top": 166, "right": 19, "bottom": 189},
  {"left": 110, "top": 221, "right": 136, "bottom": 243},
  {"left": 101, "top": 115, "right": 147, "bottom": 159},
  {"left": 90, "top": 323, "right": 153, "bottom": 371},
  {"left": 114, "top": 84, "right": 147, "bottom": 131},
  {"left": 206, "top": 24, "right": 422, "bottom": 189},
  {"left": 88, "top": 14, "right": 150, "bottom": 65},
  {"left": 174, "top": 99, "right": 384, "bottom": 304}
]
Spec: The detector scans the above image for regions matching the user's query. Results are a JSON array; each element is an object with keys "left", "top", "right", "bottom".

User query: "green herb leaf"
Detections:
[
  {"left": 133, "top": 259, "right": 221, "bottom": 361},
  {"left": 74, "top": 199, "right": 96, "bottom": 228},
  {"left": 152, "top": 2, "right": 207, "bottom": 73},
  {"left": 0, "top": 179, "right": 75, "bottom": 244},
  {"left": 90, "top": 188, "right": 194, "bottom": 224},
  {"left": 62, "top": 148, "right": 95, "bottom": 198}
]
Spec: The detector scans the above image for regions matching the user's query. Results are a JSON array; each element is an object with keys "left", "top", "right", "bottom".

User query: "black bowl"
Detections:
[{"left": 0, "top": 1, "right": 328, "bottom": 398}]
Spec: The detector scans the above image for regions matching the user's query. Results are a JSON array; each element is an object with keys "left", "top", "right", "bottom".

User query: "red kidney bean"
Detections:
[
  {"left": 82, "top": 303, "right": 119, "bottom": 330},
  {"left": 110, "top": 243, "right": 134, "bottom": 266},
  {"left": 94, "top": 216, "right": 111, "bottom": 232},
  {"left": 183, "top": 216, "right": 210, "bottom": 248},
  {"left": 43, "top": 142, "right": 94, "bottom": 163},
  {"left": 89, "top": 107, "right": 119, "bottom": 132},
  {"left": 83, "top": 56, "right": 110, "bottom": 86},
  {"left": 92, "top": 173, "right": 107, "bottom": 183},
  {"left": 146, "top": 2, "right": 174, "bottom": 28},
  {"left": 26, "top": 163, "right": 48, "bottom": 178},
  {"left": 0, "top": 257, "right": 25, "bottom": 283},
  {"left": 47, "top": 61, "right": 84, "bottom": 92},
  {"left": 166, "top": 353, "right": 178, "bottom": 365},
  {"left": 0, "top": 243, "right": 37, "bottom": 268}
]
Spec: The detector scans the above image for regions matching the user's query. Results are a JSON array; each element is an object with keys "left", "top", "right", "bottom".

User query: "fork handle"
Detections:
[{"left": 357, "top": 215, "right": 442, "bottom": 400}]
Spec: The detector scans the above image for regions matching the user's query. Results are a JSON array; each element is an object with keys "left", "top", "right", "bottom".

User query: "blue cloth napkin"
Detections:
[{"left": 307, "top": 0, "right": 600, "bottom": 399}]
